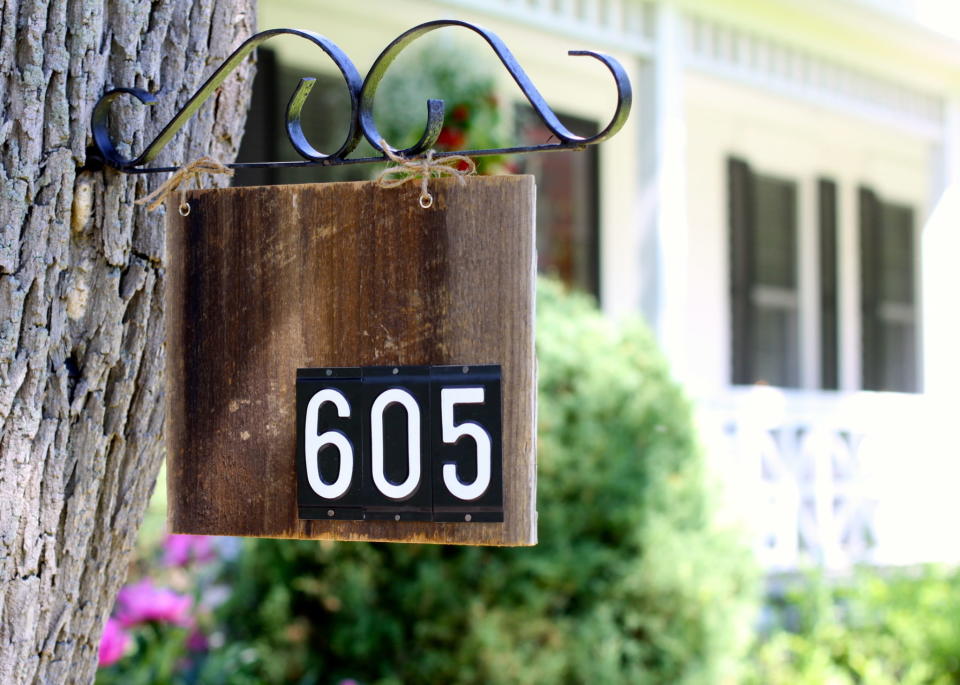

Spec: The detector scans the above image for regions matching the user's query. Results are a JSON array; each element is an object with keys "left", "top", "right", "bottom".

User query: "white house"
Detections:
[{"left": 247, "top": 0, "right": 960, "bottom": 571}]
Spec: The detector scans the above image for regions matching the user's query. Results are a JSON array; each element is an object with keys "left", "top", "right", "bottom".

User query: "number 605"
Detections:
[{"left": 295, "top": 365, "right": 503, "bottom": 523}]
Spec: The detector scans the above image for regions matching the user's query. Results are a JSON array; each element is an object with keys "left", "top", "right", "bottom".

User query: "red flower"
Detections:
[
  {"left": 451, "top": 104, "right": 470, "bottom": 122},
  {"left": 437, "top": 126, "right": 466, "bottom": 150}
]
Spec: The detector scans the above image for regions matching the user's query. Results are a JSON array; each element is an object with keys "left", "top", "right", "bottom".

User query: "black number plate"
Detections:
[{"left": 296, "top": 365, "right": 503, "bottom": 522}]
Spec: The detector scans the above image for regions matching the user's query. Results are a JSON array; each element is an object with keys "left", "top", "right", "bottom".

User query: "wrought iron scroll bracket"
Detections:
[{"left": 88, "top": 19, "right": 633, "bottom": 174}]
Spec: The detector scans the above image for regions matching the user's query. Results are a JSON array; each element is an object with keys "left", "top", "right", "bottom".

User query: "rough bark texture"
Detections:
[{"left": 0, "top": 1, "right": 255, "bottom": 681}]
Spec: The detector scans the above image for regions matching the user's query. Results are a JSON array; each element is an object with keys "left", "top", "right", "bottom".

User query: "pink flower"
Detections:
[
  {"left": 116, "top": 579, "right": 193, "bottom": 628},
  {"left": 98, "top": 617, "right": 130, "bottom": 667},
  {"left": 163, "top": 534, "right": 217, "bottom": 566}
]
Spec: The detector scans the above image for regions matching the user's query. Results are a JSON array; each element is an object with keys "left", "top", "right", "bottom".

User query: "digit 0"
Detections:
[{"left": 370, "top": 388, "right": 422, "bottom": 500}]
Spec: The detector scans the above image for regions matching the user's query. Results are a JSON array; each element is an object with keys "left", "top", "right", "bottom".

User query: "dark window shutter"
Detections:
[
  {"left": 729, "top": 157, "right": 754, "bottom": 385},
  {"left": 819, "top": 179, "right": 839, "bottom": 390},
  {"left": 860, "top": 186, "right": 882, "bottom": 390},
  {"left": 233, "top": 48, "right": 280, "bottom": 187}
]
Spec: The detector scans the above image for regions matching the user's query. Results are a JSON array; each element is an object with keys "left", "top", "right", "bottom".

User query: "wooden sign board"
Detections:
[{"left": 165, "top": 176, "right": 537, "bottom": 546}]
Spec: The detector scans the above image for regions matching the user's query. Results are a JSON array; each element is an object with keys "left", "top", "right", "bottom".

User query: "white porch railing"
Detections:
[{"left": 698, "top": 387, "right": 960, "bottom": 572}]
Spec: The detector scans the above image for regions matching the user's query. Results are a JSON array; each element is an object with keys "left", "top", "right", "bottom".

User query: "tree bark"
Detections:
[{"left": 0, "top": 1, "right": 255, "bottom": 681}]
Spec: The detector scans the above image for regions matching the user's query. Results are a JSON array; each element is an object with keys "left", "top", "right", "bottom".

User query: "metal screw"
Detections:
[
  {"left": 325, "top": 369, "right": 332, "bottom": 376},
  {"left": 462, "top": 366, "right": 469, "bottom": 374},
  {"left": 327, "top": 509, "right": 334, "bottom": 517},
  {"left": 394, "top": 514, "right": 401, "bottom": 521},
  {"left": 464, "top": 514, "right": 472, "bottom": 522},
  {"left": 392, "top": 367, "right": 399, "bottom": 375}
]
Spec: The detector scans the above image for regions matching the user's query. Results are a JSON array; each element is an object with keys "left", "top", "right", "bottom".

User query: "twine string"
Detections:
[
  {"left": 134, "top": 156, "right": 234, "bottom": 215},
  {"left": 374, "top": 140, "right": 476, "bottom": 209},
  {"left": 136, "top": 147, "right": 473, "bottom": 214}
]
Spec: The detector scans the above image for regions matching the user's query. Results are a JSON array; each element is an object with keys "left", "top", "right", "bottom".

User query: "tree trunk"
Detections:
[{"left": 0, "top": 1, "right": 255, "bottom": 681}]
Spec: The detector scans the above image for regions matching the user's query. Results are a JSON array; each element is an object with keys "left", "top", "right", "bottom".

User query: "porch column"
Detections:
[
  {"left": 637, "top": 2, "right": 688, "bottom": 379},
  {"left": 922, "top": 98, "right": 960, "bottom": 397}
]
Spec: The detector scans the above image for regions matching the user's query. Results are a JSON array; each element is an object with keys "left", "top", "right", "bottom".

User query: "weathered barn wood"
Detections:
[{"left": 166, "top": 176, "right": 537, "bottom": 545}]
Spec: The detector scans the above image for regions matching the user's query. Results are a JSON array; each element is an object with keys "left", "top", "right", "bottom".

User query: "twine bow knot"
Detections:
[
  {"left": 135, "top": 156, "right": 234, "bottom": 215},
  {"left": 374, "top": 141, "right": 476, "bottom": 209}
]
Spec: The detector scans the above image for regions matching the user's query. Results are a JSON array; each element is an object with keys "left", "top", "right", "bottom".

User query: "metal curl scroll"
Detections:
[
  {"left": 88, "top": 20, "right": 632, "bottom": 174},
  {"left": 91, "top": 27, "right": 363, "bottom": 171},
  {"left": 359, "top": 19, "right": 632, "bottom": 157}
]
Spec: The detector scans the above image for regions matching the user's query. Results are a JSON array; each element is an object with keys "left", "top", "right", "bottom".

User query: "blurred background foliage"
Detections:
[
  {"left": 372, "top": 34, "right": 512, "bottom": 175},
  {"left": 98, "top": 281, "right": 960, "bottom": 685},
  {"left": 747, "top": 567, "right": 960, "bottom": 685}
]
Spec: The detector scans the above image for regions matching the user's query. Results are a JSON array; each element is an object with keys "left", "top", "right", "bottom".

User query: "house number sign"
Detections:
[{"left": 296, "top": 365, "right": 503, "bottom": 522}]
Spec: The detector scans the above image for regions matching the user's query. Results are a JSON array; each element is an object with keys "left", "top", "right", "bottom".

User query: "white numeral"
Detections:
[
  {"left": 370, "top": 388, "right": 422, "bottom": 500},
  {"left": 304, "top": 389, "right": 354, "bottom": 499},
  {"left": 441, "top": 387, "right": 491, "bottom": 501}
]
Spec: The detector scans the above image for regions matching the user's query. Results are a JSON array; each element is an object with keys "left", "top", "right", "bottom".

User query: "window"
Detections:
[
  {"left": 859, "top": 188, "right": 918, "bottom": 392},
  {"left": 728, "top": 158, "right": 920, "bottom": 392},
  {"left": 729, "top": 158, "right": 800, "bottom": 387},
  {"left": 515, "top": 108, "right": 600, "bottom": 298}
]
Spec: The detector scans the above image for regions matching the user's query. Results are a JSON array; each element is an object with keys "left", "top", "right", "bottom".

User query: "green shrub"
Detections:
[
  {"left": 213, "top": 278, "right": 757, "bottom": 684},
  {"left": 746, "top": 566, "right": 960, "bottom": 685}
]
